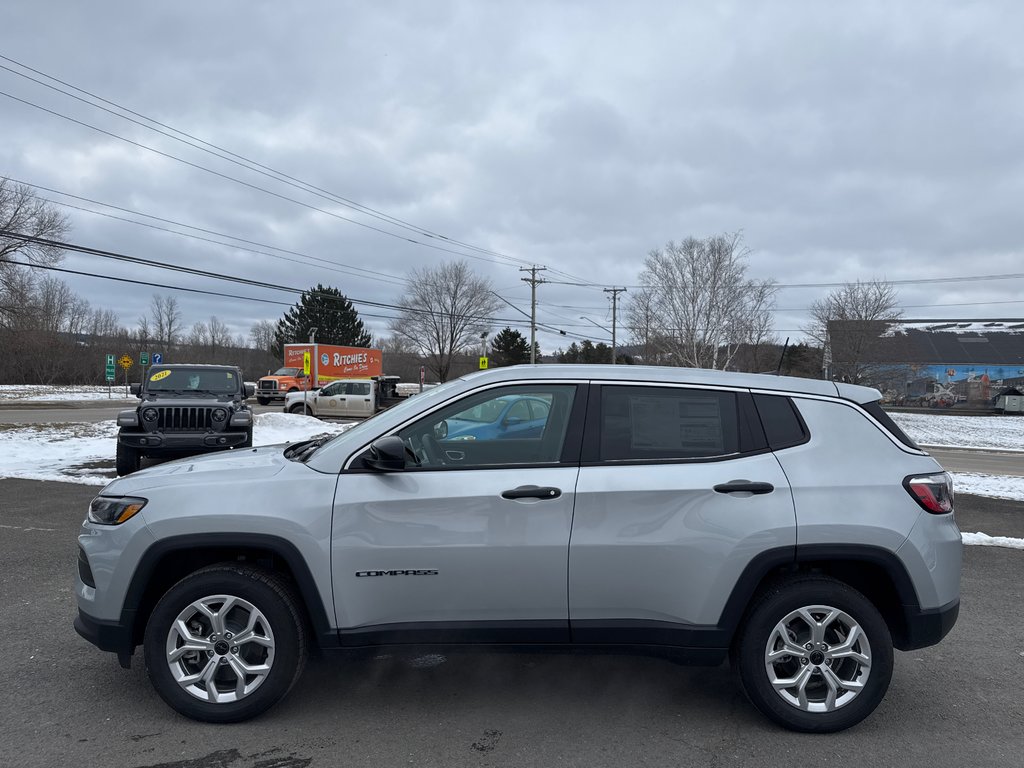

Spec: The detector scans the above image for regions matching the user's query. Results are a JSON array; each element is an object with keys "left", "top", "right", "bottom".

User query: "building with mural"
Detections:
[{"left": 825, "top": 320, "right": 1024, "bottom": 405}]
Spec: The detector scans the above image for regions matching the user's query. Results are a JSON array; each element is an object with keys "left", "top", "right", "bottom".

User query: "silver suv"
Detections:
[{"left": 75, "top": 365, "right": 961, "bottom": 732}]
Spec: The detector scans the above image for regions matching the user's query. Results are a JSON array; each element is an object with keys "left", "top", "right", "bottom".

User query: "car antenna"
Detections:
[{"left": 775, "top": 337, "right": 790, "bottom": 375}]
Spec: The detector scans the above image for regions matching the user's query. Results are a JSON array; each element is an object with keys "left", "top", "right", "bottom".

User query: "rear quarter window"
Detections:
[
  {"left": 753, "top": 394, "right": 809, "bottom": 449},
  {"left": 862, "top": 400, "right": 920, "bottom": 450}
]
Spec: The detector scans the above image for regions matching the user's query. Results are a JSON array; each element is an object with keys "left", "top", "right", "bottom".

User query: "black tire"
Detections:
[
  {"left": 256, "top": 397, "right": 270, "bottom": 406},
  {"left": 287, "top": 404, "right": 309, "bottom": 415},
  {"left": 143, "top": 565, "right": 307, "bottom": 723},
  {"left": 115, "top": 442, "right": 141, "bottom": 476},
  {"left": 731, "top": 576, "right": 893, "bottom": 733}
]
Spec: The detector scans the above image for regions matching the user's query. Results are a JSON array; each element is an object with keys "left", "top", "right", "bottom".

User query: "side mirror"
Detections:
[
  {"left": 244, "top": 384, "right": 255, "bottom": 398},
  {"left": 130, "top": 383, "right": 141, "bottom": 396},
  {"left": 366, "top": 436, "right": 407, "bottom": 472},
  {"left": 503, "top": 416, "right": 524, "bottom": 428},
  {"left": 433, "top": 420, "right": 448, "bottom": 439}
]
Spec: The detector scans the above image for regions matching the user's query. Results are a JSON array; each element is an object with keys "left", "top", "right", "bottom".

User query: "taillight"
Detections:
[{"left": 903, "top": 472, "right": 954, "bottom": 514}]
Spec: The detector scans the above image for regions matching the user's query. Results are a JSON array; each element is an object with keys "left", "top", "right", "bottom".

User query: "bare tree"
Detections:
[
  {"left": 805, "top": 279, "right": 902, "bottom": 384},
  {"left": 631, "top": 234, "right": 777, "bottom": 370},
  {"left": 150, "top": 294, "right": 183, "bottom": 353},
  {"left": 249, "top": 319, "right": 277, "bottom": 355},
  {"left": 0, "top": 179, "right": 69, "bottom": 293},
  {"left": 388, "top": 261, "right": 500, "bottom": 382}
]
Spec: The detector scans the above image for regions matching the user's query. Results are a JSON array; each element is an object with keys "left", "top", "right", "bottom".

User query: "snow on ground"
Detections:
[
  {"left": 0, "top": 413, "right": 355, "bottom": 486},
  {"left": 0, "top": 384, "right": 137, "bottom": 402},
  {"left": 961, "top": 532, "right": 1024, "bottom": 550},
  {"left": 891, "top": 412, "right": 1024, "bottom": 452},
  {"left": 951, "top": 472, "right": 1024, "bottom": 502}
]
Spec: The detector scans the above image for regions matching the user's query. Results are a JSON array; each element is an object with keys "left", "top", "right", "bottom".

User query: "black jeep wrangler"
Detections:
[{"left": 115, "top": 364, "right": 255, "bottom": 476}]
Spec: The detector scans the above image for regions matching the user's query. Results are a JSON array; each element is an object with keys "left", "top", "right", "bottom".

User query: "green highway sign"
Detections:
[
  {"left": 105, "top": 365, "right": 115, "bottom": 381},
  {"left": 140, "top": 351, "right": 149, "bottom": 366},
  {"left": 106, "top": 354, "right": 115, "bottom": 366}
]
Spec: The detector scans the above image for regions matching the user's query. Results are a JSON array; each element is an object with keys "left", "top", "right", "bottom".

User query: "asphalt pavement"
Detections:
[{"left": 0, "top": 478, "right": 1021, "bottom": 768}]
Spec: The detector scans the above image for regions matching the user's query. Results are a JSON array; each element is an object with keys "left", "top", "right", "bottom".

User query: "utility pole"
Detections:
[
  {"left": 520, "top": 266, "right": 547, "bottom": 364},
  {"left": 603, "top": 287, "right": 627, "bottom": 364}
]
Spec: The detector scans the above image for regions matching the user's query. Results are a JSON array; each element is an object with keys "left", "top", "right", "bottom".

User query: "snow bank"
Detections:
[
  {"left": 891, "top": 412, "right": 1024, "bottom": 452},
  {"left": 962, "top": 532, "right": 1024, "bottom": 550},
  {"left": 0, "top": 384, "right": 136, "bottom": 402},
  {"left": 0, "top": 413, "right": 356, "bottom": 486},
  {"left": 951, "top": 472, "right": 1024, "bottom": 502}
]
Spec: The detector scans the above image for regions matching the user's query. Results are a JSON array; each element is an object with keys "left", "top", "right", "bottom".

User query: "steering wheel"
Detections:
[{"left": 421, "top": 432, "right": 447, "bottom": 467}]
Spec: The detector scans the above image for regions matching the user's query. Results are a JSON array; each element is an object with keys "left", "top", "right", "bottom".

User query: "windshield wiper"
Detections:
[{"left": 284, "top": 435, "right": 334, "bottom": 462}]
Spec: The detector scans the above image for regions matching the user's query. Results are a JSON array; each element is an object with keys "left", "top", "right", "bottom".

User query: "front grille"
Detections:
[
  {"left": 258, "top": 380, "right": 278, "bottom": 392},
  {"left": 155, "top": 406, "right": 215, "bottom": 431}
]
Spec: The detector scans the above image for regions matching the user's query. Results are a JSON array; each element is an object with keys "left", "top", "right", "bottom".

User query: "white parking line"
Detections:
[{"left": 0, "top": 523, "right": 58, "bottom": 532}]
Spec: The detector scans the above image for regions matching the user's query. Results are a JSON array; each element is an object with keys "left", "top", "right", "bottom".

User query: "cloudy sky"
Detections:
[{"left": 3, "top": 1, "right": 1024, "bottom": 354}]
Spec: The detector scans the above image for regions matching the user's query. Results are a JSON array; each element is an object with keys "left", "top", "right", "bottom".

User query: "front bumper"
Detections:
[
  {"left": 118, "top": 430, "right": 249, "bottom": 452},
  {"left": 74, "top": 609, "right": 136, "bottom": 667}
]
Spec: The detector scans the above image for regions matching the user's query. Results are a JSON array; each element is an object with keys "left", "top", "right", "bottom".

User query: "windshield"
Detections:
[
  {"left": 272, "top": 367, "right": 301, "bottom": 376},
  {"left": 146, "top": 368, "right": 240, "bottom": 393}
]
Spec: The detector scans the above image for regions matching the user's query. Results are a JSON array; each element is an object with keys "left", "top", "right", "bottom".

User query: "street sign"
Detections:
[
  {"left": 105, "top": 365, "right": 115, "bottom": 381},
  {"left": 303, "top": 351, "right": 311, "bottom": 376},
  {"left": 140, "top": 351, "right": 149, "bottom": 366},
  {"left": 105, "top": 354, "right": 114, "bottom": 366},
  {"left": 152, "top": 353, "right": 162, "bottom": 364},
  {"left": 479, "top": 356, "right": 489, "bottom": 370},
  {"left": 118, "top": 354, "right": 133, "bottom": 370}
]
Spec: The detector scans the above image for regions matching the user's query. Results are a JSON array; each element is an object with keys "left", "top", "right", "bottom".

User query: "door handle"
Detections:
[
  {"left": 501, "top": 485, "right": 562, "bottom": 500},
  {"left": 713, "top": 480, "right": 775, "bottom": 495}
]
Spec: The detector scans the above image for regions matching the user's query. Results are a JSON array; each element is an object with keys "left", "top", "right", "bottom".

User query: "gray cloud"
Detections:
[{"left": 3, "top": 0, "right": 1024, "bottom": 355}]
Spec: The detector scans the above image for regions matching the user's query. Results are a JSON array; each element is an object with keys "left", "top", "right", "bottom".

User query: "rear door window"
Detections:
[{"left": 599, "top": 386, "right": 739, "bottom": 461}]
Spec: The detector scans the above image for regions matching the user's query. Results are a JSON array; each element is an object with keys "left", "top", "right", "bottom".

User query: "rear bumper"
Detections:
[{"left": 898, "top": 598, "right": 960, "bottom": 651}]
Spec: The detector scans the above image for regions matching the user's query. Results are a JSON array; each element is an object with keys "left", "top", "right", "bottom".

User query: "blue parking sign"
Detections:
[{"left": 152, "top": 353, "right": 163, "bottom": 364}]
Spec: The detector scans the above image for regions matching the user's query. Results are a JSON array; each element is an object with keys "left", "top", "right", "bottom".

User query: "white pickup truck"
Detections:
[{"left": 283, "top": 377, "right": 403, "bottom": 418}]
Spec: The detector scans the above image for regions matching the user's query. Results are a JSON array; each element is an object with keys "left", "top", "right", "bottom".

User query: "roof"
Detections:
[
  {"left": 459, "top": 363, "right": 879, "bottom": 403},
  {"left": 149, "top": 363, "right": 243, "bottom": 370},
  {"left": 828, "top": 321, "right": 1024, "bottom": 366}
]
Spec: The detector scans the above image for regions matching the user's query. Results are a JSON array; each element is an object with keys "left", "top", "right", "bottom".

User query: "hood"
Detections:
[{"left": 101, "top": 444, "right": 289, "bottom": 495}]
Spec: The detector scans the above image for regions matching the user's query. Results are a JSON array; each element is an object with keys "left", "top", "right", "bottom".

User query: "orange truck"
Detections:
[{"left": 255, "top": 344, "right": 384, "bottom": 405}]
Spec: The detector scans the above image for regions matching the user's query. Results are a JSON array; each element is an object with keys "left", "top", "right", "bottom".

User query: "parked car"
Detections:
[
  {"left": 114, "top": 364, "right": 255, "bottom": 476},
  {"left": 76, "top": 365, "right": 960, "bottom": 731},
  {"left": 441, "top": 393, "right": 551, "bottom": 440}
]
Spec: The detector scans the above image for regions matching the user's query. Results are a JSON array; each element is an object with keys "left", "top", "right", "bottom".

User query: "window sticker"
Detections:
[
  {"left": 226, "top": 372, "right": 234, "bottom": 379},
  {"left": 629, "top": 395, "right": 724, "bottom": 453},
  {"left": 150, "top": 369, "right": 172, "bottom": 382}
]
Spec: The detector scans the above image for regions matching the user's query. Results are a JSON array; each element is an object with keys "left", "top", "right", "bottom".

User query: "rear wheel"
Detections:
[
  {"left": 256, "top": 397, "right": 270, "bottom": 406},
  {"left": 115, "top": 442, "right": 141, "bottom": 476},
  {"left": 731, "top": 576, "right": 893, "bottom": 733},
  {"left": 143, "top": 565, "right": 307, "bottom": 723}
]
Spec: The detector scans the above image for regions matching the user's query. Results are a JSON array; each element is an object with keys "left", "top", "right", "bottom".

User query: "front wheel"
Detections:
[
  {"left": 256, "top": 397, "right": 270, "bottom": 406},
  {"left": 143, "top": 565, "right": 307, "bottom": 723},
  {"left": 115, "top": 442, "right": 141, "bottom": 476},
  {"left": 731, "top": 576, "right": 893, "bottom": 733}
]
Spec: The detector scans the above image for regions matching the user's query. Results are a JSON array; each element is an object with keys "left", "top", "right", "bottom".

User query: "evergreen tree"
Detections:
[
  {"left": 489, "top": 327, "right": 531, "bottom": 367},
  {"left": 273, "top": 285, "right": 372, "bottom": 349}
]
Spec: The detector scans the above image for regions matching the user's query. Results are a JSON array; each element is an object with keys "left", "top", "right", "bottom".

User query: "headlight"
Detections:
[
  {"left": 142, "top": 407, "right": 158, "bottom": 422},
  {"left": 88, "top": 496, "right": 147, "bottom": 525},
  {"left": 212, "top": 408, "right": 227, "bottom": 422}
]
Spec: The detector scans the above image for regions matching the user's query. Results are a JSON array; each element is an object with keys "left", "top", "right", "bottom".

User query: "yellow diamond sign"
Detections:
[{"left": 118, "top": 354, "right": 133, "bottom": 370}]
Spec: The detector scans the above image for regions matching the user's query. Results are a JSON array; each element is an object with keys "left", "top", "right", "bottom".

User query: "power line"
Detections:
[
  {"left": 0, "top": 54, "right": 602, "bottom": 287},
  {"left": 5, "top": 179, "right": 410, "bottom": 287},
  {"left": 0, "top": 231, "right": 600, "bottom": 341},
  {"left": 0, "top": 57, "right": 533, "bottom": 267},
  {"left": 0, "top": 88, "right": 526, "bottom": 269}
]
